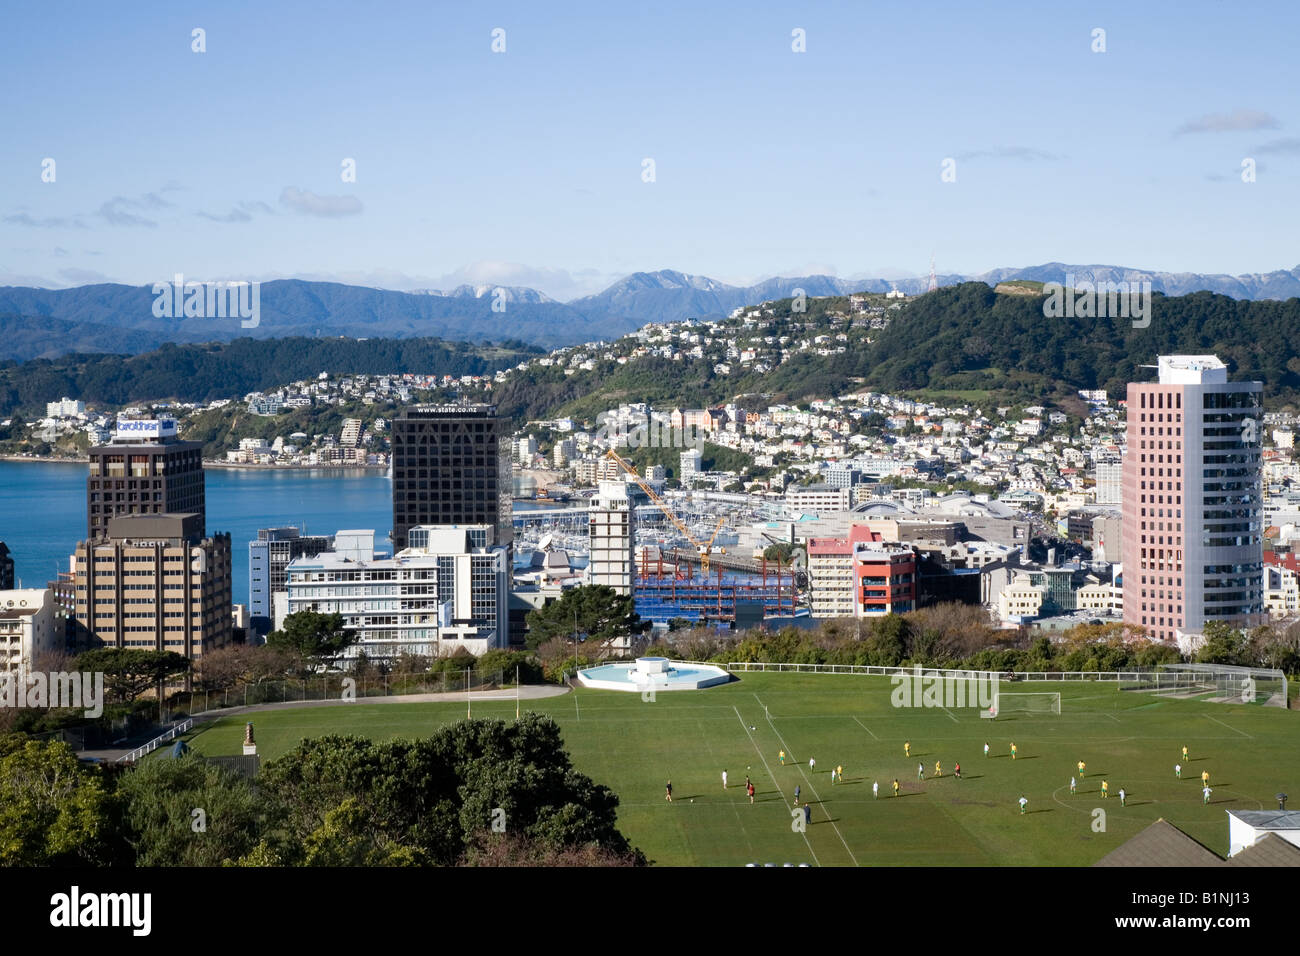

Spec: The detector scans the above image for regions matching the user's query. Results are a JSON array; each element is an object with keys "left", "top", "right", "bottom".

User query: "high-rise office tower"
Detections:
[
  {"left": 87, "top": 418, "right": 204, "bottom": 539},
  {"left": 390, "top": 404, "right": 511, "bottom": 550},
  {"left": 72, "top": 513, "right": 232, "bottom": 661},
  {"left": 1122, "top": 355, "right": 1264, "bottom": 644},
  {"left": 248, "top": 527, "right": 334, "bottom": 639}
]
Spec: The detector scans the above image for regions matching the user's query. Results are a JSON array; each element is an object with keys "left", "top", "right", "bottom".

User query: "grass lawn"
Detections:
[{"left": 183, "top": 673, "right": 1298, "bottom": 866}]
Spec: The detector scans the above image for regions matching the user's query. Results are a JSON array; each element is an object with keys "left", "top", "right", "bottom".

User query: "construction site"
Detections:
[{"left": 632, "top": 548, "right": 801, "bottom": 627}]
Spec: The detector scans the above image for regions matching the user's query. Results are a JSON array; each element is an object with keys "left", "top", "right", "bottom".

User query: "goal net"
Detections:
[
  {"left": 1121, "top": 663, "right": 1287, "bottom": 707},
  {"left": 981, "top": 692, "right": 1060, "bottom": 718}
]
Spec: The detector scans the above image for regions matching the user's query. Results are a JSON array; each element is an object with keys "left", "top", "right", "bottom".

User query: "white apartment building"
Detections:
[
  {"left": 807, "top": 539, "right": 854, "bottom": 618},
  {"left": 46, "top": 398, "right": 86, "bottom": 419},
  {"left": 1094, "top": 460, "right": 1122, "bottom": 505},
  {"left": 680, "top": 449, "right": 703, "bottom": 482},
  {"left": 1264, "top": 563, "right": 1300, "bottom": 618},
  {"left": 0, "top": 589, "right": 58, "bottom": 673},
  {"left": 285, "top": 525, "right": 508, "bottom": 660},
  {"left": 785, "top": 485, "right": 852, "bottom": 516}
]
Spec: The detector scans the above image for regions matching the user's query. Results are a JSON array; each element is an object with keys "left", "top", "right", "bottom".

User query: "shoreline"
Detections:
[{"left": 0, "top": 454, "right": 388, "bottom": 473}]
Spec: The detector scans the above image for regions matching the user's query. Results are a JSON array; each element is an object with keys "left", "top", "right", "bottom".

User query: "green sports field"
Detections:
[{"left": 183, "top": 673, "right": 1299, "bottom": 866}]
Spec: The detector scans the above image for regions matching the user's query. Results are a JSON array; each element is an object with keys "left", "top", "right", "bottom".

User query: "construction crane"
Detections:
[{"left": 604, "top": 448, "right": 727, "bottom": 574}]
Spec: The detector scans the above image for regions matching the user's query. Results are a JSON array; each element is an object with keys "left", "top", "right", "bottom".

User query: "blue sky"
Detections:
[{"left": 2, "top": 0, "right": 1298, "bottom": 298}]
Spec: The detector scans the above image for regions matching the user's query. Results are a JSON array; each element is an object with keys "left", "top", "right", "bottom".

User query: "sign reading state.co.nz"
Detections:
[{"left": 113, "top": 418, "right": 178, "bottom": 440}]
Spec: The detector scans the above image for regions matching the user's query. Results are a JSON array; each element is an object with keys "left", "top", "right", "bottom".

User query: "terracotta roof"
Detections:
[{"left": 1093, "top": 819, "right": 1223, "bottom": 867}]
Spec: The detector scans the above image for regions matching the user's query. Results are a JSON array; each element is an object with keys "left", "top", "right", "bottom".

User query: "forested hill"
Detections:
[
  {"left": 0, "top": 337, "right": 540, "bottom": 416},
  {"left": 5, "top": 283, "right": 1300, "bottom": 422},
  {"left": 863, "top": 283, "right": 1300, "bottom": 406}
]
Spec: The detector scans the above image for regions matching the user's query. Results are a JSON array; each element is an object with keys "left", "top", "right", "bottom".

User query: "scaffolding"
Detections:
[{"left": 633, "top": 547, "right": 799, "bottom": 626}]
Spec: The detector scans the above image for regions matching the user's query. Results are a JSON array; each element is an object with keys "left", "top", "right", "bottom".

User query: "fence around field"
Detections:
[
  {"left": 722, "top": 662, "right": 1148, "bottom": 682},
  {"left": 171, "top": 669, "right": 506, "bottom": 718},
  {"left": 719, "top": 661, "right": 1289, "bottom": 707}
]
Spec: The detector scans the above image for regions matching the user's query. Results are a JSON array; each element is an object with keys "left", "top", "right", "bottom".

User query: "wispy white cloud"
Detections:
[
  {"left": 956, "top": 146, "right": 1061, "bottom": 162},
  {"left": 1174, "top": 109, "right": 1280, "bottom": 135},
  {"left": 279, "top": 187, "right": 362, "bottom": 217},
  {"left": 198, "top": 200, "right": 275, "bottom": 223}
]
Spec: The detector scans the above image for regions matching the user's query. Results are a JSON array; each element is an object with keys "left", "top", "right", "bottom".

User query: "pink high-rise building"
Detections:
[{"left": 1121, "top": 355, "right": 1264, "bottom": 645}]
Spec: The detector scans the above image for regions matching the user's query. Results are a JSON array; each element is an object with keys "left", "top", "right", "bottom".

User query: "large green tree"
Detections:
[
  {"left": 73, "top": 648, "right": 191, "bottom": 704},
  {"left": 0, "top": 736, "right": 120, "bottom": 865},
  {"left": 524, "top": 584, "right": 647, "bottom": 653},
  {"left": 116, "top": 752, "right": 268, "bottom": 866},
  {"left": 266, "top": 611, "right": 357, "bottom": 669},
  {"left": 255, "top": 714, "right": 644, "bottom": 866}
]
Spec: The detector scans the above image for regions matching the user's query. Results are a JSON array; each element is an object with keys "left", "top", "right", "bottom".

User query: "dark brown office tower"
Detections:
[
  {"left": 391, "top": 404, "right": 512, "bottom": 550},
  {"left": 87, "top": 418, "right": 205, "bottom": 539},
  {"left": 0, "top": 542, "right": 12, "bottom": 590}
]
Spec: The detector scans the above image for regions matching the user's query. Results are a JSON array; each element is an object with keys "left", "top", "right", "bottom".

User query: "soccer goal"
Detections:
[{"left": 980, "top": 692, "right": 1061, "bottom": 718}]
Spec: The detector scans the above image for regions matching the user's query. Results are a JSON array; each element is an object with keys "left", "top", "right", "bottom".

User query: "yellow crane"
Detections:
[{"left": 604, "top": 448, "right": 727, "bottom": 574}]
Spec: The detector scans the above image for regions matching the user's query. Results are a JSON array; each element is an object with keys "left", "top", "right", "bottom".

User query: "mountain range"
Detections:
[{"left": 1, "top": 262, "right": 1298, "bottom": 362}]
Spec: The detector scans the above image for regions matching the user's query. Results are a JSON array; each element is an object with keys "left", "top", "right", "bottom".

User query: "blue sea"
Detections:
[{"left": 0, "top": 461, "right": 398, "bottom": 606}]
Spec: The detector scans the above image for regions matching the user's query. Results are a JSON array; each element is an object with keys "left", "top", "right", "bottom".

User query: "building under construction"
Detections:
[{"left": 633, "top": 547, "right": 799, "bottom": 627}]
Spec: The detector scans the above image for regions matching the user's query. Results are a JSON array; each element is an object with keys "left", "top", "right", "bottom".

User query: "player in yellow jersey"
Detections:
[
  {"left": 934, "top": 760, "right": 942, "bottom": 778},
  {"left": 904, "top": 741, "right": 910, "bottom": 758},
  {"left": 893, "top": 779, "right": 900, "bottom": 797},
  {"left": 1101, "top": 780, "right": 1109, "bottom": 798},
  {"left": 1077, "top": 760, "right": 1086, "bottom": 778}
]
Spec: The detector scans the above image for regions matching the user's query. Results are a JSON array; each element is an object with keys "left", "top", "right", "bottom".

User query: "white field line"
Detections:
[
  {"left": 754, "top": 694, "right": 860, "bottom": 866},
  {"left": 733, "top": 706, "right": 820, "bottom": 867}
]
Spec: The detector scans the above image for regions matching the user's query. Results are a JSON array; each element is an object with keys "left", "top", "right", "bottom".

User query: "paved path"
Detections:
[{"left": 85, "top": 685, "right": 571, "bottom": 762}]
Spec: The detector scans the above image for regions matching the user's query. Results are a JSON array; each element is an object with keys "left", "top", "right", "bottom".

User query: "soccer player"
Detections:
[
  {"left": 1119, "top": 788, "right": 1127, "bottom": 807},
  {"left": 917, "top": 762, "right": 924, "bottom": 781},
  {"left": 1077, "top": 760, "right": 1086, "bottom": 778},
  {"left": 1175, "top": 763, "right": 1181, "bottom": 779},
  {"left": 1010, "top": 742, "right": 1017, "bottom": 760},
  {"left": 954, "top": 762, "right": 961, "bottom": 779},
  {"left": 830, "top": 767, "right": 837, "bottom": 785},
  {"left": 809, "top": 757, "right": 816, "bottom": 773},
  {"left": 779, "top": 750, "right": 785, "bottom": 766},
  {"left": 803, "top": 802, "right": 812, "bottom": 826},
  {"left": 1018, "top": 795, "right": 1028, "bottom": 814},
  {"left": 722, "top": 769, "right": 728, "bottom": 790},
  {"left": 934, "top": 760, "right": 942, "bottom": 778},
  {"left": 1203, "top": 786, "right": 1212, "bottom": 805},
  {"left": 665, "top": 781, "right": 673, "bottom": 802},
  {"left": 1101, "top": 780, "right": 1109, "bottom": 799},
  {"left": 872, "top": 780, "right": 879, "bottom": 799},
  {"left": 1201, "top": 769, "right": 1210, "bottom": 787},
  {"left": 794, "top": 784, "right": 801, "bottom": 803},
  {"left": 893, "top": 779, "right": 900, "bottom": 797},
  {"left": 984, "top": 742, "right": 990, "bottom": 758},
  {"left": 904, "top": 741, "right": 911, "bottom": 758},
  {"left": 1182, "top": 745, "right": 1189, "bottom": 762},
  {"left": 1070, "top": 776, "right": 1076, "bottom": 795},
  {"left": 836, "top": 764, "right": 843, "bottom": 783},
  {"left": 747, "top": 780, "right": 755, "bottom": 805}
]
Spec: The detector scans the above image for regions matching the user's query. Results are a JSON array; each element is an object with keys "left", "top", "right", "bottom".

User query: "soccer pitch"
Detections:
[{"left": 183, "top": 673, "right": 1298, "bottom": 866}]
